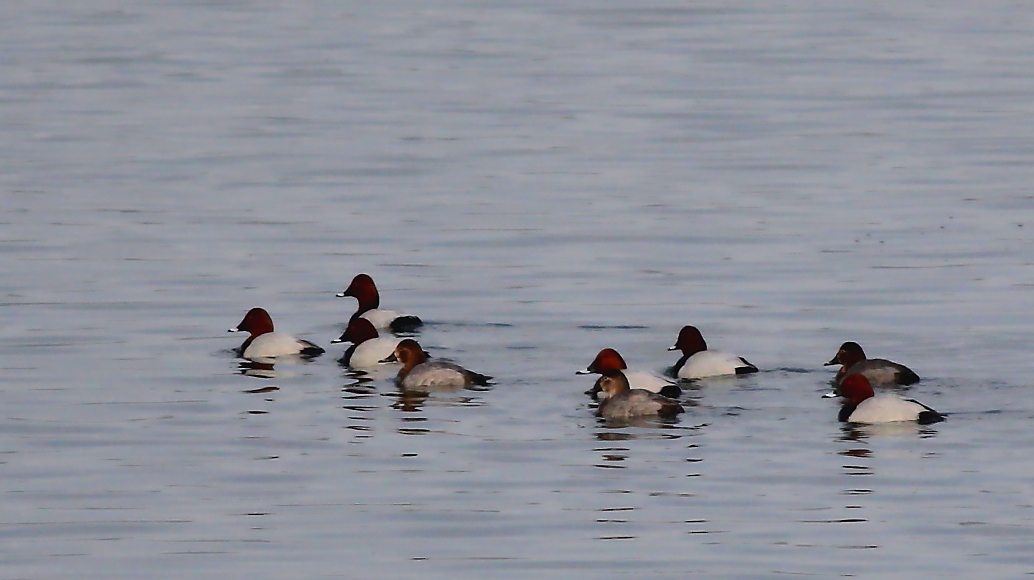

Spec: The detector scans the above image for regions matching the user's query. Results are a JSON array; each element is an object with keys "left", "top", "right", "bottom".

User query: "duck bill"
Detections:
[
  {"left": 575, "top": 368, "right": 593, "bottom": 375},
  {"left": 821, "top": 390, "right": 839, "bottom": 398},
  {"left": 228, "top": 327, "right": 241, "bottom": 333},
  {"left": 823, "top": 356, "right": 839, "bottom": 366},
  {"left": 379, "top": 353, "right": 399, "bottom": 363}
]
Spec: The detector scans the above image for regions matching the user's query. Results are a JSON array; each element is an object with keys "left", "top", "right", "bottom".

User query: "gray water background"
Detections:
[{"left": 2, "top": 1, "right": 1034, "bottom": 577}]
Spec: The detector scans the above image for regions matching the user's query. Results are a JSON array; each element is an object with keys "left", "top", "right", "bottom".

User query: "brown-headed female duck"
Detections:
[
  {"left": 825, "top": 341, "right": 919, "bottom": 386},
  {"left": 595, "top": 370, "right": 684, "bottom": 420},
  {"left": 381, "top": 339, "right": 491, "bottom": 390}
]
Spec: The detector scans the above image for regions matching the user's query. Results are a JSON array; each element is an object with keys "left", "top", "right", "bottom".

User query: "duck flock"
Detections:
[{"left": 228, "top": 273, "right": 944, "bottom": 425}]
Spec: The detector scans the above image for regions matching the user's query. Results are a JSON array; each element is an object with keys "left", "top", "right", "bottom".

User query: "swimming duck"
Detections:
[
  {"left": 331, "top": 317, "right": 400, "bottom": 369},
  {"left": 382, "top": 339, "right": 491, "bottom": 390},
  {"left": 578, "top": 348, "right": 681, "bottom": 400},
  {"left": 829, "top": 374, "right": 943, "bottom": 424},
  {"left": 595, "top": 370, "right": 685, "bottom": 420},
  {"left": 668, "top": 325, "right": 758, "bottom": 379},
  {"left": 229, "top": 308, "right": 324, "bottom": 360},
  {"left": 825, "top": 341, "right": 919, "bottom": 386},
  {"left": 337, "top": 274, "right": 423, "bottom": 333}
]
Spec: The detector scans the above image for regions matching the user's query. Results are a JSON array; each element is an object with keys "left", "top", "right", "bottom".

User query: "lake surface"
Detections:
[{"left": 2, "top": 1, "right": 1034, "bottom": 577}]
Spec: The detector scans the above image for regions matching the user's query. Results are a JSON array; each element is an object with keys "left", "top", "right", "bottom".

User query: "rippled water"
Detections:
[{"left": 3, "top": 1, "right": 1034, "bottom": 577}]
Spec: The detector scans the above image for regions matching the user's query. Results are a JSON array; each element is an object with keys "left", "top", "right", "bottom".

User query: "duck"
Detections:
[
  {"left": 228, "top": 308, "right": 324, "bottom": 360},
  {"left": 381, "top": 339, "right": 491, "bottom": 390},
  {"left": 829, "top": 374, "right": 943, "bottom": 424},
  {"left": 668, "top": 325, "right": 758, "bottom": 379},
  {"left": 825, "top": 341, "right": 920, "bottom": 386},
  {"left": 595, "top": 370, "right": 685, "bottom": 420},
  {"left": 331, "top": 317, "right": 400, "bottom": 369},
  {"left": 578, "top": 348, "right": 681, "bottom": 400},
  {"left": 336, "top": 274, "right": 422, "bottom": 333}
]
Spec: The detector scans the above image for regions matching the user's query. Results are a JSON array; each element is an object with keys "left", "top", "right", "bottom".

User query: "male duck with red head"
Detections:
[
  {"left": 578, "top": 348, "right": 681, "bottom": 400},
  {"left": 830, "top": 374, "right": 943, "bottom": 424},
  {"left": 331, "top": 317, "right": 400, "bottom": 369},
  {"left": 337, "top": 274, "right": 423, "bottom": 333},
  {"left": 229, "top": 308, "right": 324, "bottom": 360},
  {"left": 668, "top": 325, "right": 758, "bottom": 379}
]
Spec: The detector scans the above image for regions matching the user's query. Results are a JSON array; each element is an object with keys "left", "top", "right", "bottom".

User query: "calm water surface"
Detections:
[{"left": 2, "top": 1, "right": 1034, "bottom": 577}]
